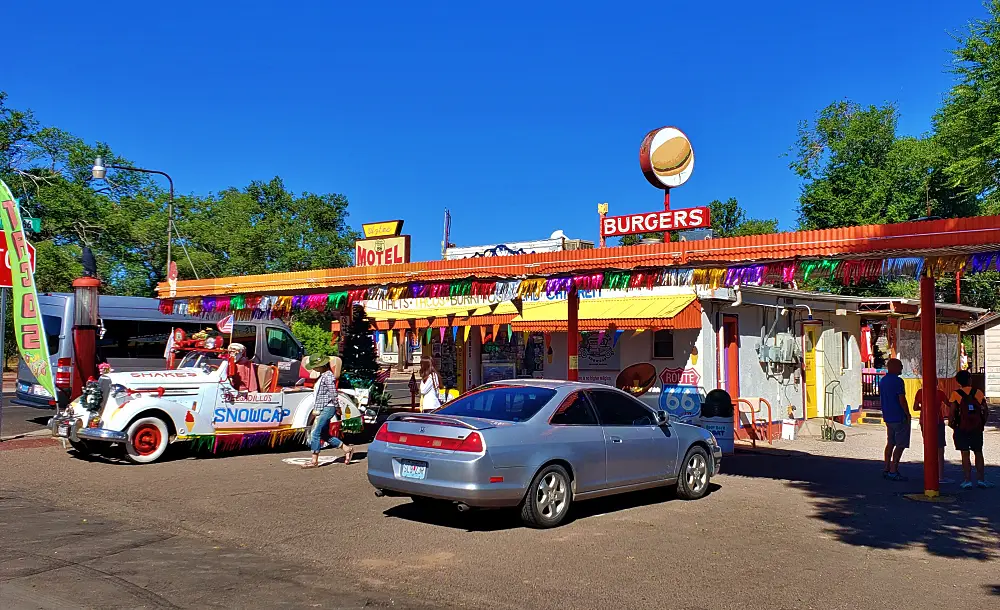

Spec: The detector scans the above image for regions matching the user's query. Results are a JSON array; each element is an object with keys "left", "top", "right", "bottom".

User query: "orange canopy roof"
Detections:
[{"left": 159, "top": 215, "right": 1000, "bottom": 299}]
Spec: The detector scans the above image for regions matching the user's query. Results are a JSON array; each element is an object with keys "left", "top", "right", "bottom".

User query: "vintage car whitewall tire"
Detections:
[{"left": 124, "top": 417, "right": 169, "bottom": 464}]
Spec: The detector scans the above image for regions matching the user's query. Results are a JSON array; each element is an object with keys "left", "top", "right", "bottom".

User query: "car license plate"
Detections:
[
  {"left": 400, "top": 460, "right": 427, "bottom": 480},
  {"left": 57, "top": 424, "right": 70, "bottom": 438}
]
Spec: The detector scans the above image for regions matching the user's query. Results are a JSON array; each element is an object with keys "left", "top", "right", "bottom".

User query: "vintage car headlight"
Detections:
[{"left": 110, "top": 384, "right": 137, "bottom": 407}]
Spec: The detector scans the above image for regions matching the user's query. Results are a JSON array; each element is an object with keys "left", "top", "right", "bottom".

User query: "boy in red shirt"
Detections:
[{"left": 914, "top": 386, "right": 951, "bottom": 484}]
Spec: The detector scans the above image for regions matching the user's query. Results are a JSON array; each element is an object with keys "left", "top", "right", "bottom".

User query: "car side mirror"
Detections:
[{"left": 655, "top": 410, "right": 669, "bottom": 426}]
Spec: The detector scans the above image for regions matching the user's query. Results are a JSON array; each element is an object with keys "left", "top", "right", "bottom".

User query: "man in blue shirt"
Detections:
[{"left": 879, "top": 358, "right": 911, "bottom": 481}]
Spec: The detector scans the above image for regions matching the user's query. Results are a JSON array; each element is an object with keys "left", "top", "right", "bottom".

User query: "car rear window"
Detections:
[{"left": 436, "top": 385, "right": 556, "bottom": 422}]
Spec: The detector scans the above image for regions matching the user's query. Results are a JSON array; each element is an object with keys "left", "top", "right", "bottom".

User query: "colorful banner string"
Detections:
[{"left": 161, "top": 252, "right": 1000, "bottom": 319}]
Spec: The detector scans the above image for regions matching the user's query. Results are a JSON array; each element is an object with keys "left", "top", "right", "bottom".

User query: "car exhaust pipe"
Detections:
[
  {"left": 455, "top": 502, "right": 471, "bottom": 513},
  {"left": 374, "top": 489, "right": 385, "bottom": 498}
]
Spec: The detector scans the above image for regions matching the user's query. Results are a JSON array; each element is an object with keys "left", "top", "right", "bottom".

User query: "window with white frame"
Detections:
[{"left": 841, "top": 331, "right": 851, "bottom": 370}]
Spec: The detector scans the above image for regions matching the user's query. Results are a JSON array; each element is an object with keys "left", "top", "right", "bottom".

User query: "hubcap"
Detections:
[
  {"left": 686, "top": 454, "right": 708, "bottom": 493},
  {"left": 535, "top": 472, "right": 568, "bottom": 520},
  {"left": 133, "top": 424, "right": 161, "bottom": 456}
]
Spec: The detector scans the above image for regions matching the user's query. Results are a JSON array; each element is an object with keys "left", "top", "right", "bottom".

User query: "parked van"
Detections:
[{"left": 15, "top": 294, "right": 304, "bottom": 408}]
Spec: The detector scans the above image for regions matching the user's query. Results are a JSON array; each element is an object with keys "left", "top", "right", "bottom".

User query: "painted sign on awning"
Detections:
[{"left": 0, "top": 180, "right": 56, "bottom": 398}]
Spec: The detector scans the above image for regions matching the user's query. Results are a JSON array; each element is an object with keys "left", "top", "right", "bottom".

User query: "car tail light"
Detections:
[
  {"left": 55, "top": 358, "right": 73, "bottom": 390},
  {"left": 375, "top": 425, "right": 485, "bottom": 453}
]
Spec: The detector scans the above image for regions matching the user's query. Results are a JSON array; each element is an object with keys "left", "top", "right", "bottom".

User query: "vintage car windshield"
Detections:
[
  {"left": 177, "top": 351, "right": 226, "bottom": 371},
  {"left": 435, "top": 385, "right": 556, "bottom": 422}
]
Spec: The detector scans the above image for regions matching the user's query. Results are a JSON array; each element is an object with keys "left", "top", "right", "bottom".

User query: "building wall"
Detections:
[
  {"left": 703, "top": 302, "right": 862, "bottom": 421},
  {"left": 984, "top": 321, "right": 1000, "bottom": 398}
]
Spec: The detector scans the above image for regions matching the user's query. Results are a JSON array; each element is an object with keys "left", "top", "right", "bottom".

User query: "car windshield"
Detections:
[
  {"left": 177, "top": 351, "right": 225, "bottom": 371},
  {"left": 435, "top": 385, "right": 556, "bottom": 422}
]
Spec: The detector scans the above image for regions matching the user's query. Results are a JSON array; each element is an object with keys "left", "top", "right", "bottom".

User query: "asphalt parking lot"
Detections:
[{"left": 1, "top": 425, "right": 998, "bottom": 610}]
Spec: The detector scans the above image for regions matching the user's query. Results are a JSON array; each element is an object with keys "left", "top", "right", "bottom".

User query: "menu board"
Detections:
[{"left": 897, "top": 327, "right": 958, "bottom": 379}]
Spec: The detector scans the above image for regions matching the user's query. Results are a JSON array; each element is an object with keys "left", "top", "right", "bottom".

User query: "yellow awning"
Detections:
[{"left": 511, "top": 295, "right": 700, "bottom": 331}]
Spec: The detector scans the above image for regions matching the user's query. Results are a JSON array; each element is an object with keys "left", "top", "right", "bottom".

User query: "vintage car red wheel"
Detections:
[{"left": 125, "top": 417, "right": 170, "bottom": 464}]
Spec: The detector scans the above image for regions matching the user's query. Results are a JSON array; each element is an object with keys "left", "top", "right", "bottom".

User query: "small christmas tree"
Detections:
[{"left": 339, "top": 304, "right": 379, "bottom": 388}]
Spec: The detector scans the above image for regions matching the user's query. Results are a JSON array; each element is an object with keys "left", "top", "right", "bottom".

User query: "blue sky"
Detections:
[{"left": 4, "top": 1, "right": 989, "bottom": 262}]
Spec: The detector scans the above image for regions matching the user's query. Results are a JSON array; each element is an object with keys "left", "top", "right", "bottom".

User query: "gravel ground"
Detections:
[{"left": 1, "top": 421, "right": 997, "bottom": 610}]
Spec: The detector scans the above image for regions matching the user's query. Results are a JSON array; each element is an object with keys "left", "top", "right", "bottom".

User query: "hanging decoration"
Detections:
[{"left": 161, "top": 249, "right": 1000, "bottom": 320}]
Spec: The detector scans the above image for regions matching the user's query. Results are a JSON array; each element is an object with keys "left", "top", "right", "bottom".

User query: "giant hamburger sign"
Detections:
[
  {"left": 639, "top": 126, "right": 694, "bottom": 189},
  {"left": 600, "top": 126, "right": 711, "bottom": 240}
]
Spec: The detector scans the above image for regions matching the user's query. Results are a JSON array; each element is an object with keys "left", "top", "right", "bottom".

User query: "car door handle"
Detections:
[{"left": 609, "top": 436, "right": 622, "bottom": 443}]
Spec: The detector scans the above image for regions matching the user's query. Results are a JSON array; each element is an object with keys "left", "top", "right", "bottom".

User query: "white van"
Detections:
[{"left": 15, "top": 294, "right": 303, "bottom": 408}]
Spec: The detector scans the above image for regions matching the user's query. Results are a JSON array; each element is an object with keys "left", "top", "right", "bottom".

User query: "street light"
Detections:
[{"left": 92, "top": 157, "right": 175, "bottom": 278}]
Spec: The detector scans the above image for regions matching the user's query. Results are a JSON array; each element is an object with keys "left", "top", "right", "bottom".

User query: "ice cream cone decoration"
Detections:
[
  {"left": 185, "top": 411, "right": 195, "bottom": 433},
  {"left": 691, "top": 346, "right": 699, "bottom": 366}
]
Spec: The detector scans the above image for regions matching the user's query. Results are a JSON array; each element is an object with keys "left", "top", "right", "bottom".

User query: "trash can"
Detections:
[{"left": 700, "top": 389, "right": 735, "bottom": 455}]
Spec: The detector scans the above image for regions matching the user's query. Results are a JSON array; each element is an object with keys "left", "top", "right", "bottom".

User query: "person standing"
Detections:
[
  {"left": 419, "top": 357, "right": 442, "bottom": 412},
  {"left": 879, "top": 359, "right": 911, "bottom": 481},
  {"left": 914, "top": 384, "right": 951, "bottom": 483},
  {"left": 948, "top": 370, "right": 993, "bottom": 489},
  {"left": 302, "top": 355, "right": 353, "bottom": 469}
]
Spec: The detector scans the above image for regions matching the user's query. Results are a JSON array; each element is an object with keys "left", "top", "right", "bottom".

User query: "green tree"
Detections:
[
  {"left": 934, "top": 0, "right": 1000, "bottom": 212},
  {"left": 791, "top": 100, "right": 976, "bottom": 230},
  {"left": 339, "top": 305, "right": 379, "bottom": 388},
  {"left": 290, "top": 308, "right": 338, "bottom": 360},
  {"left": 706, "top": 197, "right": 779, "bottom": 238},
  {"left": 179, "top": 178, "right": 359, "bottom": 278}
]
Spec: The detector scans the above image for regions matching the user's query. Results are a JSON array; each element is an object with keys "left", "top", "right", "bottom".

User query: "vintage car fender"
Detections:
[{"left": 100, "top": 395, "right": 189, "bottom": 439}]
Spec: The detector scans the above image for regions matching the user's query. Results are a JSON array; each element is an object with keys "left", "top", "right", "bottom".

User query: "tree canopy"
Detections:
[
  {"left": 0, "top": 92, "right": 359, "bottom": 295},
  {"left": 617, "top": 197, "right": 778, "bottom": 246},
  {"left": 934, "top": 0, "right": 1000, "bottom": 213}
]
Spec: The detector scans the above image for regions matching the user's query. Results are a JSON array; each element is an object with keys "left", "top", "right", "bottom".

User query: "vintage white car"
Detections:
[{"left": 49, "top": 353, "right": 369, "bottom": 464}]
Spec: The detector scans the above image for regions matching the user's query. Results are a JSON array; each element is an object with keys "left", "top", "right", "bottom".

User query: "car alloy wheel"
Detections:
[
  {"left": 685, "top": 452, "right": 708, "bottom": 495},
  {"left": 521, "top": 464, "right": 573, "bottom": 528},
  {"left": 536, "top": 471, "right": 569, "bottom": 521}
]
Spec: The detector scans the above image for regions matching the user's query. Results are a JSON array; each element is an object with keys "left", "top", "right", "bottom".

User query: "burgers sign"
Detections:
[{"left": 600, "top": 126, "right": 711, "bottom": 239}]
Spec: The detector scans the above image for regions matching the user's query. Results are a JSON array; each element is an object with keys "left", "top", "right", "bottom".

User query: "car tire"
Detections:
[
  {"left": 676, "top": 446, "right": 711, "bottom": 500},
  {"left": 124, "top": 417, "right": 169, "bottom": 464},
  {"left": 520, "top": 464, "right": 572, "bottom": 528}
]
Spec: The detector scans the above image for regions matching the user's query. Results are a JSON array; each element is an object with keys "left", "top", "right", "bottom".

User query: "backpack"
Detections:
[{"left": 952, "top": 389, "right": 986, "bottom": 433}]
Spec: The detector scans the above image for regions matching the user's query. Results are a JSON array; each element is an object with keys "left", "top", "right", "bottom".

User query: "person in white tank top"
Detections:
[{"left": 418, "top": 357, "right": 442, "bottom": 412}]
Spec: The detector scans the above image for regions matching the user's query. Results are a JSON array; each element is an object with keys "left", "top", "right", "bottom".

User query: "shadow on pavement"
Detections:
[
  {"left": 66, "top": 441, "right": 369, "bottom": 465},
  {"left": 722, "top": 448, "right": 1000, "bottom": 561},
  {"left": 383, "top": 483, "right": 720, "bottom": 531}
]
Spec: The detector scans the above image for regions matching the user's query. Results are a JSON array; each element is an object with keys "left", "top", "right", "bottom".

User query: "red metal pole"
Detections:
[
  {"left": 955, "top": 270, "right": 962, "bottom": 304},
  {"left": 663, "top": 188, "right": 671, "bottom": 210},
  {"left": 920, "top": 274, "right": 940, "bottom": 496},
  {"left": 567, "top": 286, "right": 579, "bottom": 381}
]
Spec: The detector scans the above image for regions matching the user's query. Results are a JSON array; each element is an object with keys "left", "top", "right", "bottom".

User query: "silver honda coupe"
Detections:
[{"left": 367, "top": 380, "right": 722, "bottom": 528}]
